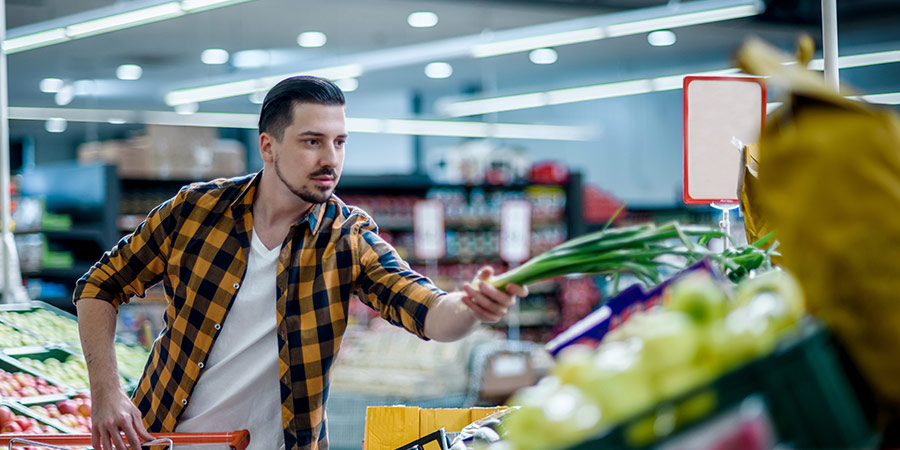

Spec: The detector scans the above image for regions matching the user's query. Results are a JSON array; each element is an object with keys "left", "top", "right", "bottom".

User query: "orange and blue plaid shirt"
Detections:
[{"left": 74, "top": 171, "right": 444, "bottom": 449}]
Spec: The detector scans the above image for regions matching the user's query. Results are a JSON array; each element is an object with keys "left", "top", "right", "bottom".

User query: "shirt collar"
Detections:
[{"left": 231, "top": 170, "right": 328, "bottom": 235}]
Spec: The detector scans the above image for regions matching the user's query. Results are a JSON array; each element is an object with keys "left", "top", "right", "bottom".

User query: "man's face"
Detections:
[{"left": 263, "top": 102, "right": 347, "bottom": 204}]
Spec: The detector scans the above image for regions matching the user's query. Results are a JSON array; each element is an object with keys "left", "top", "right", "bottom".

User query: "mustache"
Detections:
[{"left": 309, "top": 168, "right": 336, "bottom": 178}]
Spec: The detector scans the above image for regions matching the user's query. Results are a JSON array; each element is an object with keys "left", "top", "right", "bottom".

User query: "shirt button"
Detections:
[
  {"left": 214, "top": 323, "right": 221, "bottom": 330},
  {"left": 233, "top": 283, "right": 240, "bottom": 289},
  {"left": 198, "top": 362, "right": 205, "bottom": 369},
  {"left": 181, "top": 399, "right": 188, "bottom": 406}
]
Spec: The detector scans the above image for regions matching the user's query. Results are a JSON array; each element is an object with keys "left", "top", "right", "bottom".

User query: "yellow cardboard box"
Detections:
[{"left": 364, "top": 406, "right": 507, "bottom": 450}]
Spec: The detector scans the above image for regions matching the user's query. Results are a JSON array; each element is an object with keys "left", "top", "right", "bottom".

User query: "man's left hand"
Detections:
[{"left": 461, "top": 266, "right": 529, "bottom": 323}]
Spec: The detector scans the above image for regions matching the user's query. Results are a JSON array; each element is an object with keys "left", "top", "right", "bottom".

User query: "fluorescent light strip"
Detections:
[
  {"left": 808, "top": 49, "right": 900, "bottom": 70},
  {"left": 443, "top": 68, "right": 741, "bottom": 117},
  {"left": 181, "top": 0, "right": 253, "bottom": 12},
  {"left": 166, "top": 64, "right": 364, "bottom": 106},
  {"left": 2, "top": 28, "right": 68, "bottom": 53},
  {"left": 66, "top": 2, "right": 184, "bottom": 38},
  {"left": 472, "top": 28, "right": 604, "bottom": 58},
  {"left": 606, "top": 5, "right": 759, "bottom": 37},
  {"left": 8, "top": 107, "right": 595, "bottom": 141},
  {"left": 3, "top": 0, "right": 257, "bottom": 54},
  {"left": 861, "top": 92, "right": 900, "bottom": 105},
  {"left": 473, "top": 0, "right": 762, "bottom": 58}
]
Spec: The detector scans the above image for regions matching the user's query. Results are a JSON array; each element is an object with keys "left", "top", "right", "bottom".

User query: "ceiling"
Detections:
[{"left": 3, "top": 0, "right": 900, "bottom": 139}]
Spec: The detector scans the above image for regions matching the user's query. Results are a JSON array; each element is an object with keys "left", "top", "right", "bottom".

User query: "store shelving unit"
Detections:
[{"left": 14, "top": 163, "right": 120, "bottom": 311}]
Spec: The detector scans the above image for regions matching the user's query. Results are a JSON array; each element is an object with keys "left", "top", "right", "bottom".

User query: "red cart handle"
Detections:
[{"left": 0, "top": 430, "right": 250, "bottom": 449}]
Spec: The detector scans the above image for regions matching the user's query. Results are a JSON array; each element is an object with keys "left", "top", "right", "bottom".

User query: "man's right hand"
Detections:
[{"left": 90, "top": 387, "right": 154, "bottom": 450}]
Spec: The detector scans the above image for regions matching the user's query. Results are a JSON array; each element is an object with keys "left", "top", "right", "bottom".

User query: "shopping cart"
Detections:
[{"left": 0, "top": 430, "right": 249, "bottom": 449}]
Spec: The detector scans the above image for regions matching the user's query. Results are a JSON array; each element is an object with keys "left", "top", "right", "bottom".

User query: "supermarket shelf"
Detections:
[{"left": 22, "top": 263, "right": 94, "bottom": 280}]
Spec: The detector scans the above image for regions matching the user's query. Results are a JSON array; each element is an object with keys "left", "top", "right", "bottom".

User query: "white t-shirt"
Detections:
[{"left": 175, "top": 229, "right": 284, "bottom": 450}]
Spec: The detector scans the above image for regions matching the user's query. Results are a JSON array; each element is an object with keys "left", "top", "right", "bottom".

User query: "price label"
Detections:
[
  {"left": 413, "top": 200, "right": 446, "bottom": 260},
  {"left": 500, "top": 200, "right": 531, "bottom": 264}
]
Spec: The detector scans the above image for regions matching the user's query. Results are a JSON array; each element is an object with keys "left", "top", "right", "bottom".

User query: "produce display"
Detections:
[
  {"left": 501, "top": 269, "right": 805, "bottom": 450},
  {"left": 28, "top": 395, "right": 92, "bottom": 433},
  {"left": 115, "top": 343, "right": 150, "bottom": 382},
  {"left": 0, "top": 405, "right": 58, "bottom": 435},
  {"left": 0, "top": 323, "right": 42, "bottom": 348},
  {"left": 0, "top": 309, "right": 79, "bottom": 349},
  {"left": 0, "top": 369, "right": 65, "bottom": 398},
  {"left": 15, "top": 355, "right": 92, "bottom": 391}
]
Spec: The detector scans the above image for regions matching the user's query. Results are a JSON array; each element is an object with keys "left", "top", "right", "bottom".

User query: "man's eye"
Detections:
[
  {"left": 305, "top": 139, "right": 318, "bottom": 145},
  {"left": 336, "top": 140, "right": 346, "bottom": 148}
]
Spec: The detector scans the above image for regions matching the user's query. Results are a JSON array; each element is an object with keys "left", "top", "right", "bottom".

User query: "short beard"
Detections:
[{"left": 274, "top": 155, "right": 334, "bottom": 204}]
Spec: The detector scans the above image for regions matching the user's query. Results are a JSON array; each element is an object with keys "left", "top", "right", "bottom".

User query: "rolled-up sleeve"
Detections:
[
  {"left": 353, "top": 222, "right": 445, "bottom": 339},
  {"left": 73, "top": 188, "right": 185, "bottom": 311}
]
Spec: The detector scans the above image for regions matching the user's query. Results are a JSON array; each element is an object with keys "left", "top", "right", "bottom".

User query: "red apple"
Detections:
[
  {"left": 0, "top": 420, "right": 23, "bottom": 433},
  {"left": 15, "top": 416, "right": 31, "bottom": 431},
  {"left": 57, "top": 400, "right": 78, "bottom": 416},
  {"left": 0, "top": 406, "right": 14, "bottom": 424}
]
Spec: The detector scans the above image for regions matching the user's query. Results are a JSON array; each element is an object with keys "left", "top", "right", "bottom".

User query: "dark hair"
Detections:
[{"left": 258, "top": 76, "right": 345, "bottom": 140}]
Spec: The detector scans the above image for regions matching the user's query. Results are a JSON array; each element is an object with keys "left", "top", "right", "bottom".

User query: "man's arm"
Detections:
[
  {"left": 424, "top": 266, "right": 529, "bottom": 342},
  {"left": 77, "top": 298, "right": 154, "bottom": 450}
]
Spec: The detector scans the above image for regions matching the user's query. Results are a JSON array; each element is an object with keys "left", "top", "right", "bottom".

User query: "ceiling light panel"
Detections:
[
  {"left": 407, "top": 11, "right": 439, "bottom": 28},
  {"left": 647, "top": 30, "right": 677, "bottom": 47},
  {"left": 529, "top": 48, "right": 558, "bottom": 65},
  {"left": 425, "top": 62, "right": 453, "bottom": 79},
  {"left": 181, "top": 0, "right": 254, "bottom": 12},
  {"left": 116, "top": 64, "right": 144, "bottom": 80},
  {"left": 2, "top": 28, "right": 68, "bottom": 53},
  {"left": 66, "top": 2, "right": 184, "bottom": 38},
  {"left": 8, "top": 107, "right": 595, "bottom": 141},
  {"left": 39, "top": 78, "right": 65, "bottom": 94},
  {"left": 201, "top": 48, "right": 230, "bottom": 65},
  {"left": 297, "top": 32, "right": 327, "bottom": 48}
]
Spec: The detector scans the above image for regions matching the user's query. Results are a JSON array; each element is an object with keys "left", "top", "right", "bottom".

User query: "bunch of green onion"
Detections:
[{"left": 488, "top": 221, "right": 777, "bottom": 290}]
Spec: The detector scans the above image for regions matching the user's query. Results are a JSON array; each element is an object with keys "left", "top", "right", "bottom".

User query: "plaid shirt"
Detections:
[{"left": 74, "top": 172, "right": 444, "bottom": 449}]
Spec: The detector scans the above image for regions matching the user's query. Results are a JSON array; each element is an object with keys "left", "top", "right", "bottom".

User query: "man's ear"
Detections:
[{"left": 259, "top": 132, "right": 275, "bottom": 164}]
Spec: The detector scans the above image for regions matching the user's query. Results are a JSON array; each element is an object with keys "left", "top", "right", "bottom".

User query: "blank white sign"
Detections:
[{"left": 683, "top": 76, "right": 765, "bottom": 204}]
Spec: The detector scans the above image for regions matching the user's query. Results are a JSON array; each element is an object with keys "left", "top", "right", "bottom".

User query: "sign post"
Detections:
[{"left": 499, "top": 199, "right": 531, "bottom": 341}]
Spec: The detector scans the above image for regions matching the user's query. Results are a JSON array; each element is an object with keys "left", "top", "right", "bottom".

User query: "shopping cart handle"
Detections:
[{"left": 0, "top": 430, "right": 250, "bottom": 449}]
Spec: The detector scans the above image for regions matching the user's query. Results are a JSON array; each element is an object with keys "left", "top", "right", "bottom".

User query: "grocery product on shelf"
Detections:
[
  {"left": 489, "top": 221, "right": 775, "bottom": 290},
  {"left": 0, "top": 404, "right": 61, "bottom": 435},
  {"left": 27, "top": 395, "right": 92, "bottom": 434}
]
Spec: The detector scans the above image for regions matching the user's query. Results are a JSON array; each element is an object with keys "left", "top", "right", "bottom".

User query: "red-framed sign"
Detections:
[{"left": 683, "top": 75, "right": 767, "bottom": 205}]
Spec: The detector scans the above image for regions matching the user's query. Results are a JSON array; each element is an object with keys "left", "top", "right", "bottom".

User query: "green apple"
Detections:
[{"left": 666, "top": 273, "right": 730, "bottom": 324}]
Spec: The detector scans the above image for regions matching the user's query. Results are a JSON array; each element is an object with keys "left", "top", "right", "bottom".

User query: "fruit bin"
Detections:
[
  {"left": 0, "top": 400, "right": 69, "bottom": 435},
  {"left": 5, "top": 348, "right": 91, "bottom": 392},
  {"left": 0, "top": 430, "right": 251, "bottom": 449},
  {"left": 0, "top": 302, "right": 81, "bottom": 351},
  {"left": 0, "top": 354, "right": 71, "bottom": 405},
  {"left": 566, "top": 320, "right": 878, "bottom": 450},
  {"left": 14, "top": 395, "right": 92, "bottom": 434}
]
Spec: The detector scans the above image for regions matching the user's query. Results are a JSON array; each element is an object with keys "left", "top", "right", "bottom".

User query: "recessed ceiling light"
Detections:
[
  {"left": 336, "top": 78, "right": 359, "bottom": 92},
  {"left": 529, "top": 48, "right": 558, "bottom": 65},
  {"left": 647, "top": 30, "right": 677, "bottom": 47},
  {"left": 297, "top": 31, "right": 327, "bottom": 48},
  {"left": 45, "top": 118, "right": 67, "bottom": 133},
  {"left": 116, "top": 64, "right": 143, "bottom": 80},
  {"left": 54, "top": 84, "right": 74, "bottom": 105},
  {"left": 425, "top": 62, "right": 452, "bottom": 79},
  {"left": 408, "top": 11, "right": 438, "bottom": 28},
  {"left": 39, "top": 78, "right": 65, "bottom": 93},
  {"left": 249, "top": 90, "right": 266, "bottom": 104},
  {"left": 232, "top": 49, "right": 270, "bottom": 68},
  {"left": 175, "top": 103, "right": 200, "bottom": 115},
  {"left": 108, "top": 117, "right": 127, "bottom": 124},
  {"left": 73, "top": 80, "right": 96, "bottom": 96},
  {"left": 201, "top": 48, "right": 230, "bottom": 65}
]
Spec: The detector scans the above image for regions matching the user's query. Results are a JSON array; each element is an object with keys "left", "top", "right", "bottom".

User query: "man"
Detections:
[{"left": 75, "top": 76, "right": 527, "bottom": 450}]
